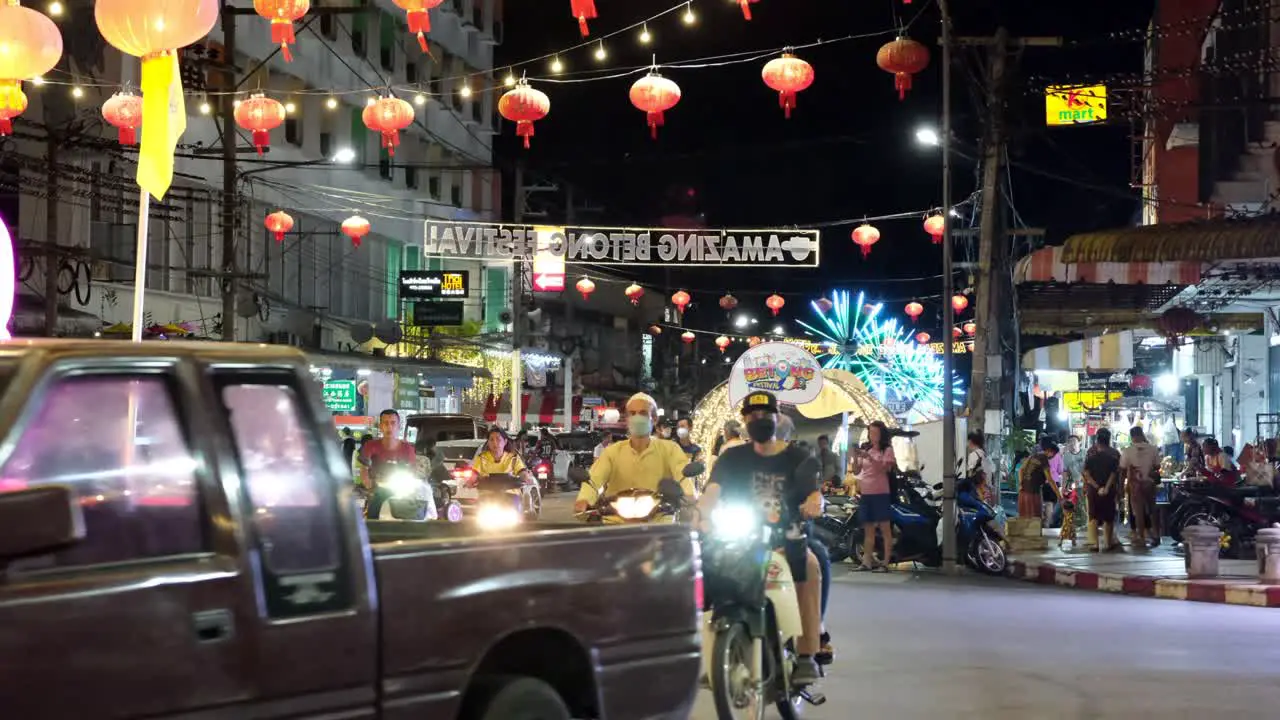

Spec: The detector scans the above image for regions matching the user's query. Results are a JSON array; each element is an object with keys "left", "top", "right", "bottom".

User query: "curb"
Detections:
[{"left": 1006, "top": 559, "right": 1280, "bottom": 608}]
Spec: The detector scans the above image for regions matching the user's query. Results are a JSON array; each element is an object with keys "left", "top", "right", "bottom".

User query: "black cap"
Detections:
[{"left": 741, "top": 391, "right": 779, "bottom": 415}]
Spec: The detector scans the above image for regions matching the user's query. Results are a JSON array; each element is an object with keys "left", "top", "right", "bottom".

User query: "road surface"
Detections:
[{"left": 542, "top": 494, "right": 1280, "bottom": 718}]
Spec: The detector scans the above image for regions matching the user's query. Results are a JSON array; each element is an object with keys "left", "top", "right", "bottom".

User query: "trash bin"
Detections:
[
  {"left": 1256, "top": 527, "right": 1280, "bottom": 585},
  {"left": 1183, "top": 524, "right": 1223, "bottom": 579}
]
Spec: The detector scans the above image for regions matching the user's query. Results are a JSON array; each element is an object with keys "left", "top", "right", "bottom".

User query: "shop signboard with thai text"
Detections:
[
  {"left": 399, "top": 270, "right": 469, "bottom": 300},
  {"left": 1063, "top": 390, "right": 1124, "bottom": 413},
  {"left": 424, "top": 220, "right": 821, "bottom": 268},
  {"left": 728, "top": 342, "right": 824, "bottom": 407}
]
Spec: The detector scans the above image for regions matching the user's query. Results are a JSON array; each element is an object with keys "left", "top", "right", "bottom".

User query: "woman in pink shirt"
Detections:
[{"left": 852, "top": 421, "right": 897, "bottom": 572}]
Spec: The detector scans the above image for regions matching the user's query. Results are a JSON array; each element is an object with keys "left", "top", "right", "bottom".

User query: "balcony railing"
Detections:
[{"left": 1198, "top": 0, "right": 1272, "bottom": 203}]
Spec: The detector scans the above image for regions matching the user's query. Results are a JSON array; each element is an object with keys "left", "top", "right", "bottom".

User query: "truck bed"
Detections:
[{"left": 367, "top": 521, "right": 703, "bottom": 719}]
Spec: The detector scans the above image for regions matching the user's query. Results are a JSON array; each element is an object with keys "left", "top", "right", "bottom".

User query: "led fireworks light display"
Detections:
[{"left": 797, "top": 290, "right": 963, "bottom": 420}]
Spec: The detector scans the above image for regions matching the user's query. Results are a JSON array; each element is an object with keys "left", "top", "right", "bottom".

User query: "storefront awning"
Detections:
[
  {"left": 1015, "top": 245, "right": 1204, "bottom": 285},
  {"left": 1021, "top": 331, "right": 1135, "bottom": 372},
  {"left": 1062, "top": 216, "right": 1280, "bottom": 263}
]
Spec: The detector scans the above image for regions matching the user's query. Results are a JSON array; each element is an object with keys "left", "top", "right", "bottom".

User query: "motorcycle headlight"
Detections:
[
  {"left": 710, "top": 504, "right": 759, "bottom": 542},
  {"left": 383, "top": 471, "right": 419, "bottom": 498},
  {"left": 476, "top": 503, "right": 520, "bottom": 530},
  {"left": 612, "top": 494, "right": 657, "bottom": 520}
]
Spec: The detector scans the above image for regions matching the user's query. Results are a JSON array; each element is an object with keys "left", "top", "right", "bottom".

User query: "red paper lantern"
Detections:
[
  {"left": 737, "top": 0, "right": 759, "bottom": 19},
  {"left": 951, "top": 294, "right": 969, "bottom": 313},
  {"left": 341, "top": 215, "right": 370, "bottom": 248},
  {"left": 952, "top": 326, "right": 962, "bottom": 339},
  {"left": 765, "top": 294, "right": 785, "bottom": 316},
  {"left": 393, "top": 0, "right": 445, "bottom": 53},
  {"left": 671, "top": 290, "right": 691, "bottom": 313},
  {"left": 95, "top": 0, "right": 217, "bottom": 57},
  {"left": 748, "top": 336, "right": 762, "bottom": 347},
  {"left": 681, "top": 331, "right": 696, "bottom": 344},
  {"left": 815, "top": 297, "right": 833, "bottom": 313},
  {"left": 575, "top": 277, "right": 595, "bottom": 300},
  {"left": 624, "top": 283, "right": 644, "bottom": 305},
  {"left": 904, "top": 301, "right": 924, "bottom": 323},
  {"left": 630, "top": 71, "right": 681, "bottom": 139},
  {"left": 264, "top": 210, "right": 294, "bottom": 242},
  {"left": 915, "top": 332, "right": 931, "bottom": 344},
  {"left": 254, "top": 0, "right": 309, "bottom": 62},
  {"left": 0, "top": 84, "right": 27, "bottom": 137},
  {"left": 761, "top": 53, "right": 814, "bottom": 118},
  {"left": 923, "top": 214, "right": 945, "bottom": 244},
  {"left": 363, "top": 95, "right": 415, "bottom": 157},
  {"left": 963, "top": 321, "right": 976, "bottom": 336},
  {"left": 716, "top": 335, "right": 731, "bottom": 353},
  {"left": 235, "top": 93, "right": 286, "bottom": 155},
  {"left": 102, "top": 91, "right": 143, "bottom": 145},
  {"left": 876, "top": 36, "right": 929, "bottom": 101},
  {"left": 569, "top": 0, "right": 596, "bottom": 36},
  {"left": 1129, "top": 374, "right": 1153, "bottom": 392},
  {"left": 1156, "top": 307, "right": 1202, "bottom": 343},
  {"left": 498, "top": 80, "right": 550, "bottom": 150},
  {"left": 851, "top": 223, "right": 880, "bottom": 259},
  {"left": 719, "top": 293, "right": 738, "bottom": 311}
]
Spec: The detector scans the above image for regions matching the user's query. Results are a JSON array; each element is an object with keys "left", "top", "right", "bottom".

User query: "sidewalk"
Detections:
[{"left": 1007, "top": 530, "right": 1280, "bottom": 608}]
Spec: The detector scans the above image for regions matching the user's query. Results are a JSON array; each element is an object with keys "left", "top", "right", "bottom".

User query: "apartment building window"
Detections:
[
  {"left": 351, "top": 14, "right": 366, "bottom": 57},
  {"left": 350, "top": 108, "right": 368, "bottom": 165},
  {"left": 406, "top": 60, "right": 419, "bottom": 84},
  {"left": 285, "top": 115, "right": 301, "bottom": 146},
  {"left": 428, "top": 174, "right": 441, "bottom": 198},
  {"left": 319, "top": 131, "right": 332, "bottom": 158},
  {"left": 378, "top": 148, "right": 392, "bottom": 181},
  {"left": 379, "top": 12, "right": 396, "bottom": 72},
  {"left": 450, "top": 184, "right": 462, "bottom": 207},
  {"left": 471, "top": 100, "right": 482, "bottom": 124},
  {"left": 89, "top": 161, "right": 102, "bottom": 221},
  {"left": 320, "top": 13, "right": 336, "bottom": 39},
  {"left": 405, "top": 166, "right": 419, "bottom": 189}
]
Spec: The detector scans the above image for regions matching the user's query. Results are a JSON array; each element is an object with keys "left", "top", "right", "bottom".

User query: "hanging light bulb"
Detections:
[
  {"left": 550, "top": 56, "right": 564, "bottom": 73},
  {"left": 366, "top": 96, "right": 376, "bottom": 106},
  {"left": 639, "top": 23, "right": 651, "bottom": 44},
  {"left": 326, "top": 96, "right": 338, "bottom": 110},
  {"left": 30, "top": 76, "right": 45, "bottom": 87},
  {"left": 48, "top": 1, "right": 63, "bottom": 16},
  {"left": 504, "top": 72, "right": 517, "bottom": 87},
  {"left": 199, "top": 100, "right": 212, "bottom": 115},
  {"left": 232, "top": 98, "right": 242, "bottom": 108},
  {"left": 414, "top": 92, "right": 427, "bottom": 105},
  {"left": 682, "top": 2, "right": 696, "bottom": 24},
  {"left": 594, "top": 41, "right": 606, "bottom": 61},
  {"left": 70, "top": 86, "right": 83, "bottom": 99},
  {"left": 284, "top": 101, "right": 296, "bottom": 114},
  {"left": 459, "top": 83, "right": 473, "bottom": 98}
]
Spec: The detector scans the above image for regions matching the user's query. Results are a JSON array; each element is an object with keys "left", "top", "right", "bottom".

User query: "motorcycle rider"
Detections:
[
  {"left": 358, "top": 409, "right": 419, "bottom": 519},
  {"left": 574, "top": 392, "right": 695, "bottom": 515},
  {"left": 472, "top": 426, "right": 534, "bottom": 483},
  {"left": 697, "top": 391, "right": 824, "bottom": 686}
]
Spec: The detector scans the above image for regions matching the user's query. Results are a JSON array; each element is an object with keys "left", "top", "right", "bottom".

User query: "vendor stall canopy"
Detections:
[{"left": 691, "top": 368, "right": 897, "bottom": 454}]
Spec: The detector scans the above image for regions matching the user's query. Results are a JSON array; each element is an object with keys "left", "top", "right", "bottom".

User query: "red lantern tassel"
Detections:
[
  {"left": 895, "top": 73, "right": 912, "bottom": 101},
  {"left": 647, "top": 111, "right": 664, "bottom": 139},
  {"left": 271, "top": 21, "right": 296, "bottom": 46},
  {"left": 517, "top": 120, "right": 534, "bottom": 149},
  {"left": 252, "top": 130, "right": 269, "bottom": 154},
  {"left": 118, "top": 126, "right": 137, "bottom": 145},
  {"left": 406, "top": 9, "right": 430, "bottom": 33},
  {"left": 739, "top": 0, "right": 752, "bottom": 19},
  {"left": 571, "top": 0, "right": 596, "bottom": 36},
  {"left": 382, "top": 131, "right": 400, "bottom": 156},
  {"left": 0, "top": 119, "right": 10, "bottom": 136},
  {"left": 351, "top": 237, "right": 362, "bottom": 249},
  {"left": 779, "top": 91, "right": 796, "bottom": 119},
  {"left": 860, "top": 245, "right": 871, "bottom": 259},
  {"left": 273, "top": 230, "right": 285, "bottom": 242}
]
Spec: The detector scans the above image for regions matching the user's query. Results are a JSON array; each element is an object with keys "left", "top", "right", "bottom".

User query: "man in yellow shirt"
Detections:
[
  {"left": 472, "top": 427, "right": 532, "bottom": 481},
  {"left": 574, "top": 392, "right": 695, "bottom": 514}
]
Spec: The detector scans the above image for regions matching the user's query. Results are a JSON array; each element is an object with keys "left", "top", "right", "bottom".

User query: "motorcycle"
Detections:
[
  {"left": 472, "top": 471, "right": 542, "bottom": 530},
  {"left": 1167, "top": 480, "right": 1279, "bottom": 558},
  {"left": 576, "top": 463, "right": 704, "bottom": 524},
  {"left": 702, "top": 504, "right": 825, "bottom": 720},
  {"left": 534, "top": 461, "right": 554, "bottom": 495}
]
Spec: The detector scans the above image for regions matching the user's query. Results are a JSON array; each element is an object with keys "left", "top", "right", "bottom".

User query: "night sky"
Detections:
[{"left": 494, "top": 0, "right": 1156, "bottom": 332}]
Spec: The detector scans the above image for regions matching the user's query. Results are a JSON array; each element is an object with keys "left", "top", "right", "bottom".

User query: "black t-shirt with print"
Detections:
[{"left": 709, "top": 442, "right": 820, "bottom": 532}]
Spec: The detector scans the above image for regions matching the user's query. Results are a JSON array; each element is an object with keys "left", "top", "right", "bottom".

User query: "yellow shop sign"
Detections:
[{"left": 1045, "top": 85, "right": 1107, "bottom": 126}]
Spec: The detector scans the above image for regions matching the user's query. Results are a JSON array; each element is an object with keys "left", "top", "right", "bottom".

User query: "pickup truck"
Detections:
[{"left": 0, "top": 341, "right": 702, "bottom": 720}]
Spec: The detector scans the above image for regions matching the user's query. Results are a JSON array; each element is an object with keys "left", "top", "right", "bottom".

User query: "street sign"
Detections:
[
  {"left": 532, "top": 226, "right": 566, "bottom": 292},
  {"left": 410, "top": 301, "right": 464, "bottom": 326},
  {"left": 533, "top": 273, "right": 564, "bottom": 292},
  {"left": 399, "top": 270, "right": 469, "bottom": 300},
  {"left": 1045, "top": 84, "right": 1107, "bottom": 126},
  {"left": 322, "top": 380, "right": 359, "bottom": 413}
]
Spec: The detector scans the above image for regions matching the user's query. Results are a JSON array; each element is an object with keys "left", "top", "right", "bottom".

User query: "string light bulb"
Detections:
[
  {"left": 366, "top": 96, "right": 376, "bottom": 106},
  {"left": 232, "top": 99, "right": 241, "bottom": 108},
  {"left": 70, "top": 86, "right": 83, "bottom": 99},
  {"left": 682, "top": 2, "right": 696, "bottom": 24},
  {"left": 47, "top": 1, "right": 63, "bottom": 17},
  {"left": 414, "top": 93, "right": 427, "bottom": 105},
  {"left": 30, "top": 76, "right": 45, "bottom": 87},
  {"left": 326, "top": 96, "right": 338, "bottom": 110},
  {"left": 550, "top": 56, "right": 564, "bottom": 73},
  {"left": 284, "top": 101, "right": 296, "bottom": 114},
  {"left": 504, "top": 72, "right": 517, "bottom": 87},
  {"left": 460, "top": 83, "right": 472, "bottom": 98},
  {"left": 594, "top": 41, "right": 607, "bottom": 61},
  {"left": 639, "top": 24, "right": 651, "bottom": 44},
  {"left": 199, "top": 100, "right": 212, "bottom": 115}
]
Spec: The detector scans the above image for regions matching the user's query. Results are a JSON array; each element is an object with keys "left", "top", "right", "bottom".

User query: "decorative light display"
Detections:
[
  {"left": 681, "top": 330, "right": 696, "bottom": 344},
  {"left": 671, "top": 289, "right": 691, "bottom": 313},
  {"left": 765, "top": 293, "right": 785, "bottom": 316},
  {"left": 575, "top": 277, "right": 595, "bottom": 300},
  {"left": 254, "top": 0, "right": 309, "bottom": 62},
  {"left": 815, "top": 297, "right": 833, "bottom": 313},
  {"left": 630, "top": 71, "right": 681, "bottom": 139},
  {"left": 923, "top": 214, "right": 945, "bottom": 244},
  {"left": 904, "top": 301, "right": 923, "bottom": 323},
  {"left": 798, "top": 290, "right": 963, "bottom": 420},
  {"left": 719, "top": 293, "right": 738, "bottom": 311},
  {"left": 851, "top": 223, "right": 880, "bottom": 259},
  {"left": 951, "top": 293, "right": 969, "bottom": 313},
  {"left": 761, "top": 52, "right": 813, "bottom": 118},
  {"left": 265, "top": 210, "right": 294, "bottom": 242},
  {"left": 963, "top": 321, "right": 976, "bottom": 336},
  {"left": 715, "top": 335, "right": 731, "bottom": 352},
  {"left": 0, "top": 1, "right": 62, "bottom": 136},
  {"left": 341, "top": 215, "right": 370, "bottom": 248},
  {"left": 393, "top": 0, "right": 444, "bottom": 53},
  {"left": 624, "top": 283, "right": 644, "bottom": 305},
  {"left": 363, "top": 95, "right": 415, "bottom": 156},
  {"left": 570, "top": 0, "right": 596, "bottom": 36},
  {"left": 748, "top": 335, "right": 762, "bottom": 347},
  {"left": 498, "top": 79, "right": 550, "bottom": 149},
  {"left": 876, "top": 36, "right": 929, "bottom": 100},
  {"left": 235, "top": 92, "right": 286, "bottom": 154},
  {"left": 915, "top": 331, "right": 930, "bottom": 344},
  {"left": 952, "top": 326, "right": 962, "bottom": 339},
  {"left": 102, "top": 91, "right": 143, "bottom": 145}
]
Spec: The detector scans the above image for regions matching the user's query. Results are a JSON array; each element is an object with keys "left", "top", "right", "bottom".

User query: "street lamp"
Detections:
[
  {"left": 331, "top": 147, "right": 357, "bottom": 164},
  {"left": 734, "top": 315, "right": 752, "bottom": 329},
  {"left": 916, "top": 126, "right": 940, "bottom": 147}
]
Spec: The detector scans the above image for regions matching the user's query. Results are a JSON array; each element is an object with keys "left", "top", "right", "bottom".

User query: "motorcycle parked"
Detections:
[
  {"left": 1167, "top": 480, "right": 1279, "bottom": 558},
  {"left": 702, "top": 504, "right": 825, "bottom": 720}
]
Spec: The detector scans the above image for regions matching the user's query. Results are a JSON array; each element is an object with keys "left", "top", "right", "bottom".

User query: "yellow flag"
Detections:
[{"left": 136, "top": 52, "right": 187, "bottom": 201}]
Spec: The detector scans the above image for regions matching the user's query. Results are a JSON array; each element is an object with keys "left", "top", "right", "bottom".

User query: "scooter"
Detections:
[
  {"left": 575, "top": 463, "right": 704, "bottom": 525},
  {"left": 471, "top": 471, "right": 542, "bottom": 530},
  {"left": 702, "top": 505, "right": 825, "bottom": 720}
]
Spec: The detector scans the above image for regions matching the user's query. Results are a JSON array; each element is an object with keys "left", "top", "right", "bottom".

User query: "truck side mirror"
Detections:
[{"left": 0, "top": 485, "right": 84, "bottom": 560}]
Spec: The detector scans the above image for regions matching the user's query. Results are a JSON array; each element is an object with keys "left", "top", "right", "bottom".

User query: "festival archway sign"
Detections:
[{"left": 422, "top": 220, "right": 823, "bottom": 432}]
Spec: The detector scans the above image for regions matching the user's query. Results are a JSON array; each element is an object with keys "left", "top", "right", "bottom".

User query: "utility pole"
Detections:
[
  {"left": 938, "top": 0, "right": 957, "bottom": 573},
  {"left": 511, "top": 162, "right": 525, "bottom": 434},
  {"left": 220, "top": 2, "right": 239, "bottom": 341}
]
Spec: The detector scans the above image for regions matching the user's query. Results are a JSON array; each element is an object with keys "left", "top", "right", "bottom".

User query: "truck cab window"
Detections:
[
  {"left": 0, "top": 375, "right": 205, "bottom": 570},
  {"left": 221, "top": 383, "right": 339, "bottom": 575}
]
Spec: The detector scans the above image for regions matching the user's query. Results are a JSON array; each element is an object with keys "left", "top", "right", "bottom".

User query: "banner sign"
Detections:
[
  {"left": 322, "top": 380, "right": 359, "bottom": 413},
  {"left": 424, "top": 220, "right": 822, "bottom": 268},
  {"left": 531, "top": 226, "right": 566, "bottom": 292},
  {"left": 728, "top": 342, "right": 824, "bottom": 407},
  {"left": 410, "top": 301, "right": 464, "bottom": 326},
  {"left": 400, "top": 270, "right": 468, "bottom": 299},
  {"left": 1045, "top": 84, "right": 1107, "bottom": 126}
]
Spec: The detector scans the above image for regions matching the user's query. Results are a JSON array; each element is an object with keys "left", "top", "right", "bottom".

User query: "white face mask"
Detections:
[{"left": 676, "top": 427, "right": 689, "bottom": 439}]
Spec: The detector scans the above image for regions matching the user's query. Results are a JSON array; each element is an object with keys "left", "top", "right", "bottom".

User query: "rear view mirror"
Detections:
[
  {"left": 658, "top": 477, "right": 685, "bottom": 500},
  {"left": 0, "top": 485, "right": 84, "bottom": 559},
  {"left": 568, "top": 467, "right": 590, "bottom": 484},
  {"left": 683, "top": 462, "right": 705, "bottom": 477}
]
